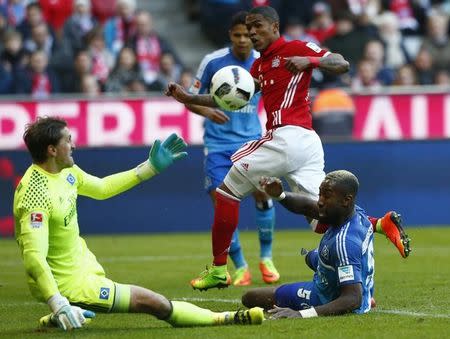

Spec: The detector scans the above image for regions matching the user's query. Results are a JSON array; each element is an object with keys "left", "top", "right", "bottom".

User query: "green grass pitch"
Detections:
[{"left": 1, "top": 227, "right": 449, "bottom": 338}]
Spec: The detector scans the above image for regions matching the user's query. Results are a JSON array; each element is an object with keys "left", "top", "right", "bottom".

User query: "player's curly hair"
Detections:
[
  {"left": 248, "top": 6, "right": 279, "bottom": 23},
  {"left": 24, "top": 116, "right": 67, "bottom": 163},
  {"left": 325, "top": 170, "right": 359, "bottom": 197}
]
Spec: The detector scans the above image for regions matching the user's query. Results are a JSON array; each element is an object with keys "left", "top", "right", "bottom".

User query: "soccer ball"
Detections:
[{"left": 210, "top": 65, "right": 255, "bottom": 111}]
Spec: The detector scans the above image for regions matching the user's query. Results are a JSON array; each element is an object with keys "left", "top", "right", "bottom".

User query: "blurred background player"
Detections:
[
  {"left": 242, "top": 171, "right": 375, "bottom": 318},
  {"left": 14, "top": 116, "right": 263, "bottom": 331},
  {"left": 185, "top": 11, "right": 279, "bottom": 286},
  {"left": 166, "top": 6, "right": 409, "bottom": 291}
]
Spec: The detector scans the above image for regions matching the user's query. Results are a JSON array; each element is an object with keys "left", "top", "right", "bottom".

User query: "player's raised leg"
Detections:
[
  {"left": 314, "top": 212, "right": 411, "bottom": 258},
  {"left": 369, "top": 212, "right": 411, "bottom": 258},
  {"left": 253, "top": 190, "right": 279, "bottom": 284}
]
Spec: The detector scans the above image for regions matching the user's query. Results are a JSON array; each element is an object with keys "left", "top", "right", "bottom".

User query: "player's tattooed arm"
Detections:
[
  {"left": 314, "top": 283, "right": 363, "bottom": 316},
  {"left": 165, "top": 82, "right": 218, "bottom": 107},
  {"left": 284, "top": 53, "right": 349, "bottom": 75},
  {"left": 317, "top": 53, "right": 350, "bottom": 75},
  {"left": 260, "top": 177, "right": 319, "bottom": 219}
]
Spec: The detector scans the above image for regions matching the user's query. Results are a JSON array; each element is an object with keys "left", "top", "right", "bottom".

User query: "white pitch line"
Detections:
[
  {"left": 174, "top": 297, "right": 450, "bottom": 319},
  {"left": 1, "top": 299, "right": 450, "bottom": 319},
  {"left": 375, "top": 309, "right": 450, "bottom": 319}
]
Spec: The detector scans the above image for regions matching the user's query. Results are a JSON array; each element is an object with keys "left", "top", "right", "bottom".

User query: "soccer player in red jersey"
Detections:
[{"left": 166, "top": 6, "right": 410, "bottom": 291}]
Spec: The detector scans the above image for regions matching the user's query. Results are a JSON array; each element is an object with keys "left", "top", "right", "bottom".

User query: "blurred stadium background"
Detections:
[{"left": 1, "top": 0, "right": 450, "bottom": 336}]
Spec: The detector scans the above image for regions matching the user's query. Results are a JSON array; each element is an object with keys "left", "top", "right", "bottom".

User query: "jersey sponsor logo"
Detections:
[
  {"left": 320, "top": 244, "right": 329, "bottom": 260},
  {"left": 99, "top": 287, "right": 110, "bottom": 300},
  {"left": 271, "top": 56, "right": 281, "bottom": 68},
  {"left": 30, "top": 212, "right": 43, "bottom": 228},
  {"left": 63, "top": 195, "right": 77, "bottom": 227},
  {"left": 338, "top": 265, "right": 355, "bottom": 283},
  {"left": 66, "top": 173, "right": 76, "bottom": 185},
  {"left": 306, "top": 42, "right": 322, "bottom": 53}
]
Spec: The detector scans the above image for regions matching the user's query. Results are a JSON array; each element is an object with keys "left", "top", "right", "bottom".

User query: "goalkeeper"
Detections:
[{"left": 13, "top": 116, "right": 264, "bottom": 331}]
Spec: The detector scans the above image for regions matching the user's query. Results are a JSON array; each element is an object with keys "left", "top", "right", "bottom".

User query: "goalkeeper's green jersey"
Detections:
[{"left": 14, "top": 164, "right": 141, "bottom": 302}]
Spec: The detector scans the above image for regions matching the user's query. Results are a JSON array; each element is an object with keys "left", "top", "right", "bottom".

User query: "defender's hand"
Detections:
[
  {"left": 259, "top": 176, "right": 284, "bottom": 198},
  {"left": 205, "top": 108, "right": 229, "bottom": 124},
  {"left": 165, "top": 82, "right": 191, "bottom": 104},
  {"left": 268, "top": 305, "right": 302, "bottom": 319},
  {"left": 149, "top": 133, "right": 188, "bottom": 173}
]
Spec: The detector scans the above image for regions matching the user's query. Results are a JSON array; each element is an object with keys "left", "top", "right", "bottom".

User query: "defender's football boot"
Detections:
[{"left": 380, "top": 211, "right": 411, "bottom": 258}]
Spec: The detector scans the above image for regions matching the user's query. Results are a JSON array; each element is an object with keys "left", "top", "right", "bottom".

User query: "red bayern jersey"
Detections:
[{"left": 250, "top": 37, "right": 330, "bottom": 130}]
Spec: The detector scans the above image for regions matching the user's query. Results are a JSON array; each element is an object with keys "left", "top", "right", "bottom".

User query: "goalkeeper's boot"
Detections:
[
  {"left": 190, "top": 265, "right": 231, "bottom": 291},
  {"left": 380, "top": 211, "right": 411, "bottom": 258},
  {"left": 233, "top": 266, "right": 252, "bottom": 286},
  {"left": 221, "top": 307, "right": 264, "bottom": 325},
  {"left": 259, "top": 258, "right": 280, "bottom": 284}
]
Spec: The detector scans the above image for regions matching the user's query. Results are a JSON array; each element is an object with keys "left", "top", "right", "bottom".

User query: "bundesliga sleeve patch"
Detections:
[
  {"left": 190, "top": 79, "right": 201, "bottom": 94},
  {"left": 338, "top": 265, "right": 355, "bottom": 283},
  {"left": 30, "top": 212, "right": 43, "bottom": 228},
  {"left": 306, "top": 42, "right": 322, "bottom": 53}
]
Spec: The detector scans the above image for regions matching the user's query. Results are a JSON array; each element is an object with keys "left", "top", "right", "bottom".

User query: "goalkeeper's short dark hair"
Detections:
[{"left": 24, "top": 116, "right": 67, "bottom": 163}]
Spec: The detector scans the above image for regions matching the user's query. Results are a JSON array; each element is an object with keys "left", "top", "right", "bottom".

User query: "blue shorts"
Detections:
[
  {"left": 275, "top": 281, "right": 322, "bottom": 310},
  {"left": 204, "top": 150, "right": 236, "bottom": 193}
]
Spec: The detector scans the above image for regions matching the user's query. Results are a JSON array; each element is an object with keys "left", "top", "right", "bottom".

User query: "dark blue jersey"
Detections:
[{"left": 314, "top": 205, "right": 375, "bottom": 313}]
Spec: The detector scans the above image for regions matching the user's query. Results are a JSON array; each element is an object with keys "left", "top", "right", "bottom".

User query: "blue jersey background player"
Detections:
[
  {"left": 186, "top": 11, "right": 279, "bottom": 286},
  {"left": 242, "top": 171, "right": 375, "bottom": 318}
]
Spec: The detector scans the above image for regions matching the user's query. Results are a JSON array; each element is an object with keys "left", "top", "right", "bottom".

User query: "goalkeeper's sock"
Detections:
[
  {"left": 212, "top": 189, "right": 240, "bottom": 266},
  {"left": 256, "top": 202, "right": 275, "bottom": 259},
  {"left": 166, "top": 301, "right": 263, "bottom": 327},
  {"left": 166, "top": 301, "right": 235, "bottom": 327},
  {"left": 229, "top": 230, "right": 247, "bottom": 269}
]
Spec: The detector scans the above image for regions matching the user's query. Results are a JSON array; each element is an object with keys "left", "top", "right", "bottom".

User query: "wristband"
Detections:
[
  {"left": 273, "top": 192, "right": 286, "bottom": 201},
  {"left": 135, "top": 161, "right": 158, "bottom": 181},
  {"left": 47, "top": 293, "right": 70, "bottom": 313},
  {"left": 299, "top": 307, "right": 318, "bottom": 318},
  {"left": 307, "top": 57, "right": 321, "bottom": 68}
]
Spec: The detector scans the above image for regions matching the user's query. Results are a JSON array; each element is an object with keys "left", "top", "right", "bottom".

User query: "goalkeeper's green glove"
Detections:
[
  {"left": 135, "top": 133, "right": 188, "bottom": 180},
  {"left": 46, "top": 293, "right": 95, "bottom": 331}
]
